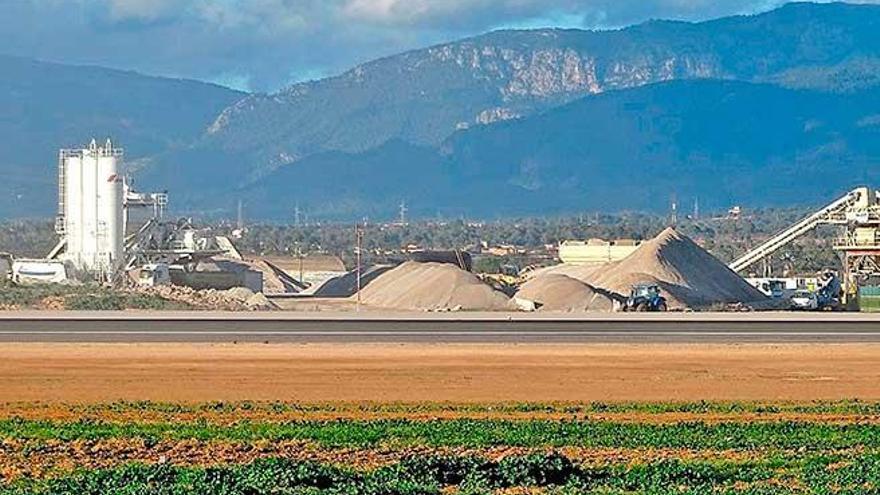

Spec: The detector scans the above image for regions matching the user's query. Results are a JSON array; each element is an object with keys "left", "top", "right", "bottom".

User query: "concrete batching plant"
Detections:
[
  {"left": 36, "top": 138, "right": 256, "bottom": 289},
  {"left": 47, "top": 139, "right": 168, "bottom": 282}
]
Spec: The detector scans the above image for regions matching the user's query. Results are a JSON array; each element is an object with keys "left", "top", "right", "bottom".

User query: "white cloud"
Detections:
[{"left": 105, "top": 0, "right": 179, "bottom": 22}]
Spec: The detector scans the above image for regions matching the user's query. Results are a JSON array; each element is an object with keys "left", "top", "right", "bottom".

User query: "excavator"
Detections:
[{"left": 789, "top": 271, "right": 842, "bottom": 311}]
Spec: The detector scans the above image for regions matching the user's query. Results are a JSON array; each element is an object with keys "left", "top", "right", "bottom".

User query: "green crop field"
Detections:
[{"left": 3, "top": 401, "right": 880, "bottom": 494}]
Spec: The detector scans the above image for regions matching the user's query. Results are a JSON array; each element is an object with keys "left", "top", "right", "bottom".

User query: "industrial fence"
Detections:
[{"left": 858, "top": 286, "right": 880, "bottom": 312}]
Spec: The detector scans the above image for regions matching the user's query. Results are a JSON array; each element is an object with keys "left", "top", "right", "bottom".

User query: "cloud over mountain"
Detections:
[{"left": 6, "top": 0, "right": 874, "bottom": 91}]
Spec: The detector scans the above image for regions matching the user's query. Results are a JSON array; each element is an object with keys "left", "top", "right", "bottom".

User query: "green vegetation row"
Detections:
[
  {"left": 62, "top": 399, "right": 880, "bottom": 416},
  {"left": 8, "top": 451, "right": 880, "bottom": 495},
  {"left": 8, "top": 418, "right": 880, "bottom": 450}
]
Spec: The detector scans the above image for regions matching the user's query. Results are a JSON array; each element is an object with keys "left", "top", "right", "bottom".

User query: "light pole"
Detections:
[{"left": 293, "top": 241, "right": 304, "bottom": 283}]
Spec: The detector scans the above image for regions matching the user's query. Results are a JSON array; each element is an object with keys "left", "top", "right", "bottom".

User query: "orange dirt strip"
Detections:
[{"left": 2, "top": 343, "right": 880, "bottom": 403}]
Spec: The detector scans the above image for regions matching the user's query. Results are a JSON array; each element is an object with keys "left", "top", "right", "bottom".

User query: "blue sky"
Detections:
[{"left": 1, "top": 0, "right": 873, "bottom": 92}]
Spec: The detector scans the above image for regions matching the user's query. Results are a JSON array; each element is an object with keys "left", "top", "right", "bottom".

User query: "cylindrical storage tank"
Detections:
[
  {"left": 97, "top": 150, "right": 123, "bottom": 271},
  {"left": 64, "top": 155, "right": 83, "bottom": 269},
  {"left": 80, "top": 148, "right": 99, "bottom": 270}
]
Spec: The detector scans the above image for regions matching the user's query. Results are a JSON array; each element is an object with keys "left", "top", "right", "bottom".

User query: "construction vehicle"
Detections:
[
  {"left": 816, "top": 271, "right": 842, "bottom": 309},
  {"left": 624, "top": 284, "right": 668, "bottom": 312},
  {"left": 479, "top": 264, "right": 521, "bottom": 296},
  {"left": 792, "top": 272, "right": 841, "bottom": 310},
  {"left": 789, "top": 271, "right": 841, "bottom": 310}
]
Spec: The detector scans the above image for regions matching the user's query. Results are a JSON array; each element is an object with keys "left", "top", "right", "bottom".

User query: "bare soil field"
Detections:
[{"left": 2, "top": 343, "right": 880, "bottom": 403}]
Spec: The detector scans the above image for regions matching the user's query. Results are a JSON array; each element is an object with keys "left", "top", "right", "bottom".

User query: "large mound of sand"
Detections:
[
  {"left": 357, "top": 261, "right": 510, "bottom": 311},
  {"left": 517, "top": 274, "right": 619, "bottom": 312},
  {"left": 583, "top": 227, "right": 765, "bottom": 308}
]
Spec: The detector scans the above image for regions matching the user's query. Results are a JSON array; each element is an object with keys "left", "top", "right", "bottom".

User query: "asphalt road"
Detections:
[{"left": 2, "top": 312, "right": 880, "bottom": 343}]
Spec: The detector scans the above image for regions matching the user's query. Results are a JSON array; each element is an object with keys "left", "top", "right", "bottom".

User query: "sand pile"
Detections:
[
  {"left": 516, "top": 274, "right": 619, "bottom": 312},
  {"left": 223, "top": 287, "right": 255, "bottom": 302},
  {"left": 357, "top": 261, "right": 510, "bottom": 311},
  {"left": 583, "top": 227, "right": 765, "bottom": 309},
  {"left": 527, "top": 263, "right": 604, "bottom": 282},
  {"left": 244, "top": 292, "right": 277, "bottom": 310}
]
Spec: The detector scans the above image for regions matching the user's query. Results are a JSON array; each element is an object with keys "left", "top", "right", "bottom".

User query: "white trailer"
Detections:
[{"left": 12, "top": 259, "right": 69, "bottom": 284}]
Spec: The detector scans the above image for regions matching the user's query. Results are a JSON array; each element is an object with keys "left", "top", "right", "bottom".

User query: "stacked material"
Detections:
[
  {"left": 136, "top": 285, "right": 249, "bottom": 311},
  {"left": 357, "top": 261, "right": 510, "bottom": 311},
  {"left": 516, "top": 274, "right": 619, "bottom": 312},
  {"left": 307, "top": 265, "right": 394, "bottom": 297},
  {"left": 136, "top": 285, "right": 277, "bottom": 311},
  {"left": 585, "top": 227, "right": 765, "bottom": 309}
]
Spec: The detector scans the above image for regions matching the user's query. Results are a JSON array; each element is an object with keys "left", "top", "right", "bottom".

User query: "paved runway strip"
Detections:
[{"left": 1, "top": 312, "right": 880, "bottom": 343}]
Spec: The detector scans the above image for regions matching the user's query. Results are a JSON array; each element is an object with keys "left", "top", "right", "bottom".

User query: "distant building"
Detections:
[
  {"left": 728, "top": 206, "right": 743, "bottom": 219},
  {"left": 483, "top": 244, "right": 525, "bottom": 257},
  {"left": 402, "top": 244, "right": 422, "bottom": 253}
]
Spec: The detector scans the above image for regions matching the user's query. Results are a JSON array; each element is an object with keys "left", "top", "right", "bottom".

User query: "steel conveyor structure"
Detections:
[{"left": 728, "top": 187, "right": 875, "bottom": 274}]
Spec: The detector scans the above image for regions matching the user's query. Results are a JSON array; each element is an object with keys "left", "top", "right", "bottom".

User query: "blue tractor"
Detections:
[{"left": 624, "top": 284, "right": 668, "bottom": 312}]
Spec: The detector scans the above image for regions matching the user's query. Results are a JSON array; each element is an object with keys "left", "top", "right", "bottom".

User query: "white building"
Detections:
[{"left": 558, "top": 239, "right": 642, "bottom": 265}]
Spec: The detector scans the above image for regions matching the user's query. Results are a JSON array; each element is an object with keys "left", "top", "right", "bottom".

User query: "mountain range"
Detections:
[
  {"left": 0, "top": 55, "right": 243, "bottom": 218},
  {"left": 4, "top": 2, "right": 880, "bottom": 220}
]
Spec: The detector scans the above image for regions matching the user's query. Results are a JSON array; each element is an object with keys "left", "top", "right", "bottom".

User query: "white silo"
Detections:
[{"left": 57, "top": 139, "right": 124, "bottom": 279}]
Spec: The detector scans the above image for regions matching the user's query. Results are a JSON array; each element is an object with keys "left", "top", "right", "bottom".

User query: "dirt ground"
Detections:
[{"left": 1, "top": 343, "right": 880, "bottom": 403}]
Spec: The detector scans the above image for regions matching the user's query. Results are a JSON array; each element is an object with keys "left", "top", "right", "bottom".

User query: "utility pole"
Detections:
[
  {"left": 355, "top": 222, "right": 365, "bottom": 312},
  {"left": 399, "top": 200, "right": 408, "bottom": 225},
  {"left": 294, "top": 241, "right": 304, "bottom": 283}
]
